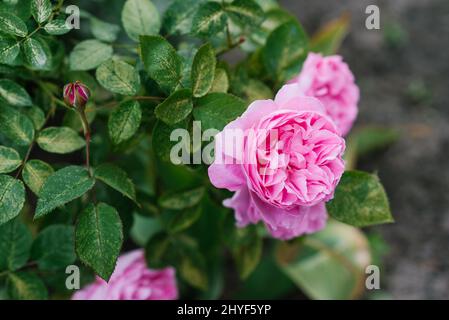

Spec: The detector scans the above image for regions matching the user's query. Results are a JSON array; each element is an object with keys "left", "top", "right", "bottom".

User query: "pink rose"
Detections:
[
  {"left": 72, "top": 250, "right": 178, "bottom": 300},
  {"left": 289, "top": 53, "right": 359, "bottom": 136},
  {"left": 208, "top": 85, "right": 345, "bottom": 240}
]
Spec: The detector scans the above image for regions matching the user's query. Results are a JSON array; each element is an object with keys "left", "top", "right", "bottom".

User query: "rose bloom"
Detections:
[
  {"left": 289, "top": 53, "right": 359, "bottom": 136},
  {"left": 208, "top": 85, "right": 345, "bottom": 240},
  {"left": 72, "top": 250, "right": 178, "bottom": 300}
]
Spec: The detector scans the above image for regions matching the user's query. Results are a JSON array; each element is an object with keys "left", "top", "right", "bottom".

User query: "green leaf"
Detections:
[
  {"left": 0, "top": 11, "right": 27, "bottom": 37},
  {"left": 210, "top": 67, "right": 229, "bottom": 93},
  {"left": 350, "top": 126, "right": 400, "bottom": 158},
  {"left": 22, "top": 37, "right": 50, "bottom": 70},
  {"left": 193, "top": 93, "right": 247, "bottom": 131},
  {"left": 31, "top": 225, "right": 76, "bottom": 270},
  {"left": 276, "top": 220, "right": 371, "bottom": 299},
  {"left": 0, "top": 175, "right": 25, "bottom": 226},
  {"left": 168, "top": 205, "right": 202, "bottom": 234},
  {"left": 35, "top": 166, "right": 95, "bottom": 218},
  {"left": 7, "top": 272, "right": 48, "bottom": 300},
  {"left": 22, "top": 159, "right": 54, "bottom": 196},
  {"left": 0, "top": 146, "right": 21, "bottom": 174},
  {"left": 0, "top": 36, "right": 20, "bottom": 64},
  {"left": 159, "top": 187, "right": 205, "bottom": 210},
  {"left": 69, "top": 39, "right": 113, "bottom": 71},
  {"left": 75, "top": 203, "right": 123, "bottom": 281},
  {"left": 178, "top": 237, "right": 208, "bottom": 290},
  {"left": 94, "top": 163, "right": 137, "bottom": 202},
  {"left": 310, "top": 13, "right": 350, "bottom": 55},
  {"left": 152, "top": 119, "right": 188, "bottom": 162},
  {"left": 31, "top": 0, "right": 52, "bottom": 24},
  {"left": 140, "top": 35, "right": 182, "bottom": 93},
  {"left": 0, "top": 219, "right": 33, "bottom": 271},
  {"left": 96, "top": 59, "right": 140, "bottom": 96},
  {"left": 191, "top": 2, "right": 227, "bottom": 37},
  {"left": 90, "top": 17, "right": 120, "bottom": 42},
  {"left": 225, "top": 0, "right": 264, "bottom": 26},
  {"left": 191, "top": 43, "right": 216, "bottom": 98},
  {"left": 238, "top": 78, "right": 273, "bottom": 101},
  {"left": 22, "top": 105, "right": 45, "bottom": 130},
  {"left": 155, "top": 89, "right": 193, "bottom": 125},
  {"left": 327, "top": 171, "right": 394, "bottom": 227},
  {"left": 0, "top": 79, "right": 32, "bottom": 107},
  {"left": 163, "top": 0, "right": 206, "bottom": 36},
  {"left": 108, "top": 100, "right": 142, "bottom": 145},
  {"left": 145, "top": 231, "right": 176, "bottom": 269},
  {"left": 0, "top": 104, "right": 34, "bottom": 145},
  {"left": 44, "top": 19, "right": 71, "bottom": 35},
  {"left": 229, "top": 226, "right": 262, "bottom": 279},
  {"left": 37, "top": 126, "right": 85, "bottom": 154},
  {"left": 122, "top": 0, "right": 161, "bottom": 41},
  {"left": 263, "top": 20, "right": 308, "bottom": 83}
]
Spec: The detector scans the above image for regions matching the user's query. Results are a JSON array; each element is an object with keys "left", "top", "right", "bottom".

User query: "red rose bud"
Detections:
[{"left": 63, "top": 81, "right": 90, "bottom": 109}]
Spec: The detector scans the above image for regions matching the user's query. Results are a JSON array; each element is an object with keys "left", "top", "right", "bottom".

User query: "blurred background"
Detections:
[{"left": 279, "top": 0, "right": 449, "bottom": 299}]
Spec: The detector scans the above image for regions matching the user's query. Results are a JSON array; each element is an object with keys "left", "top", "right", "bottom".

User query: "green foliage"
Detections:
[
  {"left": 191, "top": 2, "right": 227, "bottom": 37},
  {"left": 37, "top": 127, "right": 85, "bottom": 154},
  {"left": 263, "top": 20, "right": 308, "bottom": 83},
  {"left": 159, "top": 187, "right": 205, "bottom": 210},
  {"left": 193, "top": 93, "right": 247, "bottom": 131},
  {"left": 0, "top": 146, "right": 21, "bottom": 174},
  {"left": 108, "top": 100, "right": 142, "bottom": 145},
  {"left": 31, "top": 0, "right": 52, "bottom": 24},
  {"left": 226, "top": 224, "right": 262, "bottom": 279},
  {"left": 0, "top": 175, "right": 25, "bottom": 226},
  {"left": 163, "top": 0, "right": 206, "bottom": 36},
  {"left": 140, "top": 35, "right": 182, "bottom": 93},
  {"left": 22, "top": 160, "right": 54, "bottom": 195},
  {"left": 69, "top": 40, "right": 113, "bottom": 71},
  {"left": 0, "top": 105, "right": 35, "bottom": 145},
  {"left": 310, "top": 13, "right": 350, "bottom": 55},
  {"left": 31, "top": 225, "right": 76, "bottom": 270},
  {"left": 155, "top": 89, "right": 193, "bottom": 125},
  {"left": 96, "top": 59, "right": 141, "bottom": 96},
  {"left": 0, "top": 0, "right": 393, "bottom": 300},
  {"left": 75, "top": 203, "right": 123, "bottom": 281},
  {"left": 0, "top": 219, "right": 33, "bottom": 271},
  {"left": 94, "top": 164, "right": 137, "bottom": 203},
  {"left": 122, "top": 0, "right": 161, "bottom": 41},
  {"left": 0, "top": 79, "right": 32, "bottom": 107},
  {"left": 276, "top": 221, "right": 371, "bottom": 299},
  {"left": 7, "top": 272, "right": 48, "bottom": 300},
  {"left": 0, "top": 11, "right": 28, "bottom": 37},
  {"left": 35, "top": 166, "right": 95, "bottom": 219},
  {"left": 327, "top": 171, "right": 394, "bottom": 227},
  {"left": 191, "top": 43, "right": 216, "bottom": 98}
]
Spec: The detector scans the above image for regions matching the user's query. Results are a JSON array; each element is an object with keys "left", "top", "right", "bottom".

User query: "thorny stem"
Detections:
[
  {"left": 133, "top": 96, "right": 164, "bottom": 101},
  {"left": 78, "top": 110, "right": 92, "bottom": 176}
]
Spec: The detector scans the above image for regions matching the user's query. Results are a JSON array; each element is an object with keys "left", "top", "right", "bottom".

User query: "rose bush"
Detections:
[{"left": 0, "top": 0, "right": 394, "bottom": 300}]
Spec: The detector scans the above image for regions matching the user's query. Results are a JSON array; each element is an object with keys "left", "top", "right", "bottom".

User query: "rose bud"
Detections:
[{"left": 63, "top": 81, "right": 90, "bottom": 109}]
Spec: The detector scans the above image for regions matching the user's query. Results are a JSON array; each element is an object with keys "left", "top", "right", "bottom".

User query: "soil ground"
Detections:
[{"left": 280, "top": 0, "right": 449, "bottom": 299}]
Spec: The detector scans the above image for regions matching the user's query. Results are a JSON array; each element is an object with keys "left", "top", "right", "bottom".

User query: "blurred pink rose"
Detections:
[
  {"left": 289, "top": 53, "right": 359, "bottom": 136},
  {"left": 208, "top": 85, "right": 346, "bottom": 240},
  {"left": 72, "top": 250, "right": 178, "bottom": 300}
]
